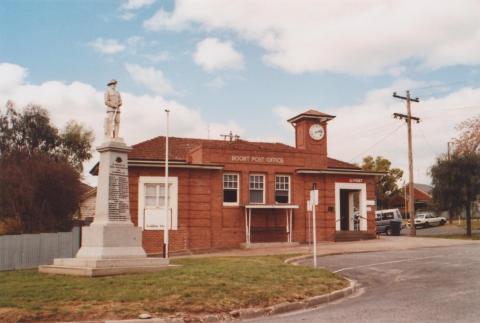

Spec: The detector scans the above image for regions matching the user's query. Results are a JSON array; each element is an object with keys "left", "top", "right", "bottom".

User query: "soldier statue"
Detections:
[{"left": 104, "top": 79, "right": 122, "bottom": 139}]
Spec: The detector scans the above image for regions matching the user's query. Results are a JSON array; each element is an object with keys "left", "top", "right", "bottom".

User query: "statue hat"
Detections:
[{"left": 107, "top": 79, "right": 118, "bottom": 86}]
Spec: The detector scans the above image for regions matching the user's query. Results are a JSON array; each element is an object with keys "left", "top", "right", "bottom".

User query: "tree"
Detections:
[
  {"left": 0, "top": 102, "right": 94, "bottom": 171},
  {"left": 454, "top": 114, "right": 480, "bottom": 155},
  {"left": 361, "top": 155, "right": 404, "bottom": 209},
  {"left": 0, "top": 152, "right": 81, "bottom": 233},
  {"left": 0, "top": 102, "right": 94, "bottom": 233},
  {"left": 430, "top": 153, "right": 480, "bottom": 237}
]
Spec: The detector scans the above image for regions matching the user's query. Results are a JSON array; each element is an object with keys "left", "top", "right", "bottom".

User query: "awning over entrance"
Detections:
[{"left": 244, "top": 204, "right": 299, "bottom": 246}]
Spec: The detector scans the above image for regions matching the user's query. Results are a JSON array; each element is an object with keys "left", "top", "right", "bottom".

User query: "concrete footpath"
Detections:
[{"left": 172, "top": 236, "right": 480, "bottom": 259}]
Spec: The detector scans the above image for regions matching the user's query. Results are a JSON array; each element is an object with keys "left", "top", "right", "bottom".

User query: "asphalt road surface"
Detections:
[{"left": 250, "top": 244, "right": 480, "bottom": 323}]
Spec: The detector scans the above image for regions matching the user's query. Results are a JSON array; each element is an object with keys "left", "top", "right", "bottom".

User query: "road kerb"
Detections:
[{"left": 229, "top": 278, "right": 357, "bottom": 321}]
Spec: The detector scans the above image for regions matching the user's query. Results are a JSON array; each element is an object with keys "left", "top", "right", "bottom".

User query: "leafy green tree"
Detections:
[
  {"left": 361, "top": 155, "right": 404, "bottom": 209},
  {"left": 0, "top": 152, "right": 81, "bottom": 233},
  {"left": 431, "top": 153, "right": 480, "bottom": 236},
  {"left": 0, "top": 102, "right": 94, "bottom": 171},
  {"left": 0, "top": 102, "right": 94, "bottom": 233}
]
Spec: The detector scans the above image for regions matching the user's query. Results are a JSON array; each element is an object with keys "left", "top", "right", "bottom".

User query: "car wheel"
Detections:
[
  {"left": 386, "top": 227, "right": 391, "bottom": 236},
  {"left": 440, "top": 220, "right": 446, "bottom": 225},
  {"left": 424, "top": 222, "right": 430, "bottom": 228}
]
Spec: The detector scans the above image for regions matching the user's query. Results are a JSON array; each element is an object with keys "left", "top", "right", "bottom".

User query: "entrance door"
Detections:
[
  {"left": 340, "top": 190, "right": 350, "bottom": 231},
  {"left": 339, "top": 189, "right": 361, "bottom": 231}
]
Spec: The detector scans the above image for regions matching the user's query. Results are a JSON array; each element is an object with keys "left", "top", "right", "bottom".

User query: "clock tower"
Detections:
[{"left": 288, "top": 109, "right": 335, "bottom": 167}]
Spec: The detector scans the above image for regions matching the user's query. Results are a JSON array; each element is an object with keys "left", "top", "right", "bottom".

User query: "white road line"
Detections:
[{"left": 332, "top": 255, "right": 443, "bottom": 273}]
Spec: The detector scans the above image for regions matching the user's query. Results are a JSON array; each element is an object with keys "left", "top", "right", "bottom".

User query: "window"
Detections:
[
  {"left": 144, "top": 183, "right": 171, "bottom": 208},
  {"left": 223, "top": 173, "right": 239, "bottom": 205},
  {"left": 138, "top": 177, "right": 178, "bottom": 230},
  {"left": 249, "top": 174, "right": 265, "bottom": 204},
  {"left": 275, "top": 175, "right": 290, "bottom": 204}
]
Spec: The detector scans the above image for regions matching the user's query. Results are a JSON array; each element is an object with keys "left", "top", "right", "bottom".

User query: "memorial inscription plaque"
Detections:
[{"left": 108, "top": 157, "right": 130, "bottom": 222}]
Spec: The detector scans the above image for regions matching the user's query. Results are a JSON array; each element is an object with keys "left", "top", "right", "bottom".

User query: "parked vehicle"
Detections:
[
  {"left": 414, "top": 212, "right": 447, "bottom": 228},
  {"left": 375, "top": 209, "right": 404, "bottom": 235}
]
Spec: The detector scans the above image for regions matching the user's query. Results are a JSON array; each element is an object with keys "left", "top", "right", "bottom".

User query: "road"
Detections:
[{"left": 250, "top": 244, "right": 480, "bottom": 323}]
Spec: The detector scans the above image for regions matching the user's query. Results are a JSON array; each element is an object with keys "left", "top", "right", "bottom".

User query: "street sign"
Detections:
[
  {"left": 307, "top": 199, "right": 313, "bottom": 212},
  {"left": 310, "top": 190, "right": 319, "bottom": 206}
]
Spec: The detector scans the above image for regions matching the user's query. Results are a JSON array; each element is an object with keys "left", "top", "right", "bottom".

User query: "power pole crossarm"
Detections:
[{"left": 393, "top": 90, "right": 421, "bottom": 237}]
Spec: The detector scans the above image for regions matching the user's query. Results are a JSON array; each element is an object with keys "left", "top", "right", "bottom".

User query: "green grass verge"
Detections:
[
  {"left": 0, "top": 255, "right": 346, "bottom": 322},
  {"left": 455, "top": 219, "right": 480, "bottom": 230}
]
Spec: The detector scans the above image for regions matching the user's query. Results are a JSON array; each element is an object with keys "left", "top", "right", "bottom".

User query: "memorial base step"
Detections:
[{"left": 39, "top": 257, "right": 173, "bottom": 277}]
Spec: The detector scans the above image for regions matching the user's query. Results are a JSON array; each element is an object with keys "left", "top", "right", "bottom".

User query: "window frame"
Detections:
[
  {"left": 223, "top": 173, "right": 240, "bottom": 206},
  {"left": 138, "top": 176, "right": 178, "bottom": 230},
  {"left": 275, "top": 175, "right": 291, "bottom": 204},
  {"left": 144, "top": 183, "right": 169, "bottom": 209},
  {"left": 249, "top": 173, "right": 266, "bottom": 204}
]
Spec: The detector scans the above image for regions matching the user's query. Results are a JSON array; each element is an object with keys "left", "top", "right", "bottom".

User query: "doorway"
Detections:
[
  {"left": 339, "top": 189, "right": 360, "bottom": 231},
  {"left": 335, "top": 182, "right": 367, "bottom": 232}
]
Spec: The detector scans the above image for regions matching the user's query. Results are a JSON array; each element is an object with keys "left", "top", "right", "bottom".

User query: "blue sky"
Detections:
[{"left": 1, "top": 0, "right": 480, "bottom": 185}]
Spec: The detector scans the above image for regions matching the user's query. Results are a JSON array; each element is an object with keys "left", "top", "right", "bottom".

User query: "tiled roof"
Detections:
[
  {"left": 129, "top": 136, "right": 359, "bottom": 169},
  {"left": 413, "top": 183, "right": 433, "bottom": 196},
  {"left": 327, "top": 157, "right": 361, "bottom": 170},
  {"left": 287, "top": 109, "right": 336, "bottom": 123},
  {"left": 129, "top": 137, "right": 208, "bottom": 161}
]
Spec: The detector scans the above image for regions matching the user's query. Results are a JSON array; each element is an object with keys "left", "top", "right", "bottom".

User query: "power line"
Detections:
[
  {"left": 417, "top": 126, "right": 438, "bottom": 157},
  {"left": 342, "top": 118, "right": 399, "bottom": 138},
  {"left": 407, "top": 76, "right": 480, "bottom": 93},
  {"left": 349, "top": 123, "right": 405, "bottom": 162}
]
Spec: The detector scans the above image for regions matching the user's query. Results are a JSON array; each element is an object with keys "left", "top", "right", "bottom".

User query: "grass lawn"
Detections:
[
  {"left": 0, "top": 255, "right": 346, "bottom": 322},
  {"left": 455, "top": 219, "right": 480, "bottom": 230}
]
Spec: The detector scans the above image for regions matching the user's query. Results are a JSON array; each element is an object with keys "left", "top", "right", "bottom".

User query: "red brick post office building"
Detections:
[{"left": 94, "top": 109, "right": 382, "bottom": 255}]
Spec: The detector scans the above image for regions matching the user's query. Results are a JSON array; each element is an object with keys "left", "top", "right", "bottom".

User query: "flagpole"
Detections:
[{"left": 164, "top": 109, "right": 170, "bottom": 259}]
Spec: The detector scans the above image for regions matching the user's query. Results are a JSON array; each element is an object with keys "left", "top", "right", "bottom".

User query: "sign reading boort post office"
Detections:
[{"left": 231, "top": 155, "right": 285, "bottom": 164}]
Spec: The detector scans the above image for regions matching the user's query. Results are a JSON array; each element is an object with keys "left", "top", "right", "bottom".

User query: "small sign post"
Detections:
[
  {"left": 306, "top": 200, "right": 312, "bottom": 247},
  {"left": 311, "top": 183, "right": 319, "bottom": 268}
]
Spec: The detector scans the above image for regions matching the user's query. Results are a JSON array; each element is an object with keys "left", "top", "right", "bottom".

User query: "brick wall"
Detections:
[{"left": 130, "top": 163, "right": 377, "bottom": 254}]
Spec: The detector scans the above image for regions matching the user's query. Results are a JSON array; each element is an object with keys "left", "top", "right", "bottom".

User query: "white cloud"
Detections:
[
  {"left": 0, "top": 62, "right": 244, "bottom": 185},
  {"left": 121, "top": 0, "right": 156, "bottom": 10},
  {"left": 193, "top": 38, "right": 244, "bottom": 72},
  {"left": 145, "top": 0, "right": 480, "bottom": 75},
  {"left": 125, "top": 63, "right": 176, "bottom": 96},
  {"left": 88, "top": 38, "right": 126, "bottom": 54},
  {"left": 273, "top": 81, "right": 480, "bottom": 184},
  {"left": 0, "top": 63, "right": 28, "bottom": 93}
]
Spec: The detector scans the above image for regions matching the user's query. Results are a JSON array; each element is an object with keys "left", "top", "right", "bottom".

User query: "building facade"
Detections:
[{"left": 94, "top": 109, "right": 382, "bottom": 255}]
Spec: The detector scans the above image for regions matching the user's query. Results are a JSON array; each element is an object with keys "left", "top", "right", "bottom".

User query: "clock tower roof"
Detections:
[{"left": 287, "top": 109, "right": 336, "bottom": 124}]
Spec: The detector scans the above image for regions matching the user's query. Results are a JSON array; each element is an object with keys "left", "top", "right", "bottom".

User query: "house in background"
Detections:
[
  {"left": 75, "top": 183, "right": 96, "bottom": 224},
  {"left": 390, "top": 183, "right": 433, "bottom": 217}
]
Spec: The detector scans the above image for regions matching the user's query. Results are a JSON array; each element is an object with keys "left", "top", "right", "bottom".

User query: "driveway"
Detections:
[{"left": 251, "top": 244, "right": 480, "bottom": 323}]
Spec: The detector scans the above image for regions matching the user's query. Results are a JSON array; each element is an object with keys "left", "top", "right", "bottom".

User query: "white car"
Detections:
[{"left": 414, "top": 213, "right": 447, "bottom": 228}]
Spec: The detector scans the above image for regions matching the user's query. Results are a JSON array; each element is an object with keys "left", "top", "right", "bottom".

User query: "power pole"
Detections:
[
  {"left": 393, "top": 90, "right": 420, "bottom": 236},
  {"left": 447, "top": 141, "right": 455, "bottom": 160}
]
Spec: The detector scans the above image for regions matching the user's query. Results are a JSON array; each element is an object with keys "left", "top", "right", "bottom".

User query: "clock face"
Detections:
[{"left": 309, "top": 124, "right": 325, "bottom": 141}]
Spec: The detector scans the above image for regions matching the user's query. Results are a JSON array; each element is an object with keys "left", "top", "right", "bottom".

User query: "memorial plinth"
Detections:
[{"left": 39, "top": 138, "right": 170, "bottom": 277}]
